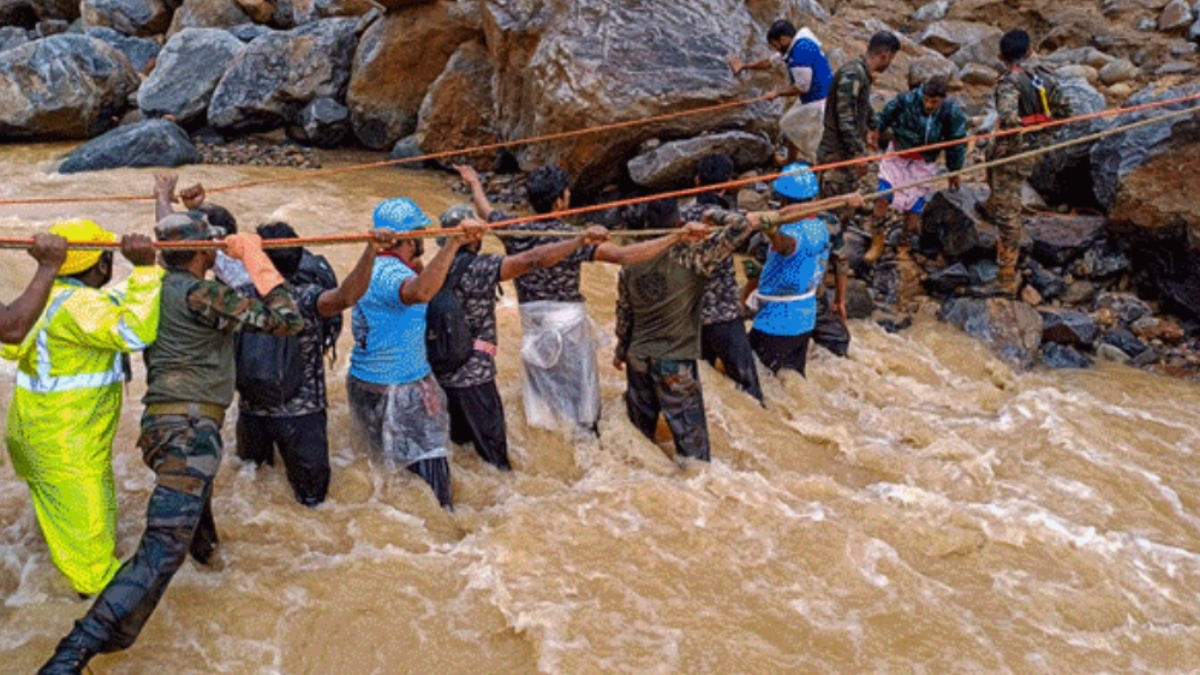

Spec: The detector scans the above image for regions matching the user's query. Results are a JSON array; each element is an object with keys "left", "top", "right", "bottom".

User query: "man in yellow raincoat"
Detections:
[{"left": 4, "top": 220, "right": 161, "bottom": 597}]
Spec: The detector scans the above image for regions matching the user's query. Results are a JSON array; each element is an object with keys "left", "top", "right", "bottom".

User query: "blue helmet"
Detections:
[
  {"left": 373, "top": 197, "right": 432, "bottom": 233},
  {"left": 772, "top": 162, "right": 819, "bottom": 201}
]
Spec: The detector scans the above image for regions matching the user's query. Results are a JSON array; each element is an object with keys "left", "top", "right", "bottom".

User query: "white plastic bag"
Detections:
[{"left": 518, "top": 301, "right": 601, "bottom": 432}]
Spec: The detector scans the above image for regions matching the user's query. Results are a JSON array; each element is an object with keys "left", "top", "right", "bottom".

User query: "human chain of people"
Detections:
[{"left": 1, "top": 22, "right": 1198, "bottom": 674}]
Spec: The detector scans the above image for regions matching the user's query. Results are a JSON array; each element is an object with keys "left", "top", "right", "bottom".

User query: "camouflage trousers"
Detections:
[
  {"left": 625, "top": 357, "right": 711, "bottom": 462},
  {"left": 819, "top": 165, "right": 860, "bottom": 201},
  {"left": 66, "top": 412, "right": 223, "bottom": 653},
  {"left": 820, "top": 164, "right": 868, "bottom": 225},
  {"left": 986, "top": 156, "right": 1036, "bottom": 248}
]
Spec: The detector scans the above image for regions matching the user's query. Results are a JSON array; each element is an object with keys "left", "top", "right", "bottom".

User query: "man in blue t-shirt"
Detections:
[
  {"left": 347, "top": 197, "right": 484, "bottom": 509},
  {"left": 731, "top": 19, "right": 833, "bottom": 165}
]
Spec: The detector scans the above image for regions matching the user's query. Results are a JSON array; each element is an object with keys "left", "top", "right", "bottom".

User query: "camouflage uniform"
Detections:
[
  {"left": 616, "top": 209, "right": 755, "bottom": 461},
  {"left": 818, "top": 55, "right": 875, "bottom": 201},
  {"left": 679, "top": 197, "right": 763, "bottom": 403},
  {"left": 41, "top": 213, "right": 303, "bottom": 673},
  {"left": 987, "top": 64, "right": 1070, "bottom": 249}
]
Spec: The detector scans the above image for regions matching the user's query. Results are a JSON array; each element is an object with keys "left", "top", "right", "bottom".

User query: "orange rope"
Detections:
[
  {"left": 1, "top": 90, "right": 1197, "bottom": 207},
  {"left": 1, "top": 99, "right": 1197, "bottom": 251}
]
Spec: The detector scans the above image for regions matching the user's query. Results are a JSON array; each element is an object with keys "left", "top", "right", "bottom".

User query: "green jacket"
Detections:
[{"left": 875, "top": 86, "right": 970, "bottom": 171}]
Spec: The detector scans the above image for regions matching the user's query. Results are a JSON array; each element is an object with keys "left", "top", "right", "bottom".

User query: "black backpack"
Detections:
[
  {"left": 235, "top": 249, "right": 339, "bottom": 410},
  {"left": 425, "top": 254, "right": 475, "bottom": 376},
  {"left": 293, "top": 250, "right": 342, "bottom": 360},
  {"left": 236, "top": 331, "right": 305, "bottom": 409}
]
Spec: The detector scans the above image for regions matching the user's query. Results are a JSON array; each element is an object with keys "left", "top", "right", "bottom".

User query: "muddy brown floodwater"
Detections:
[{"left": 1, "top": 146, "right": 1199, "bottom": 674}]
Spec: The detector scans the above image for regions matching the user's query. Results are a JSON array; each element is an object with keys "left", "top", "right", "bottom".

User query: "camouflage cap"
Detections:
[
  {"left": 439, "top": 204, "right": 477, "bottom": 229},
  {"left": 154, "top": 211, "right": 225, "bottom": 242}
]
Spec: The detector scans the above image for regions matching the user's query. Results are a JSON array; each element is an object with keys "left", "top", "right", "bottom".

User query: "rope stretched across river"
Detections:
[
  {"left": 0, "top": 101, "right": 1196, "bottom": 251},
  {"left": 0, "top": 90, "right": 1197, "bottom": 209}
]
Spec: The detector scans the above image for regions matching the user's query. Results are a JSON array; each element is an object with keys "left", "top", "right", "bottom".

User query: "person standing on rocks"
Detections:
[
  {"left": 984, "top": 29, "right": 1070, "bottom": 297},
  {"left": 235, "top": 222, "right": 395, "bottom": 507},
  {"left": 818, "top": 30, "right": 901, "bottom": 264},
  {"left": 872, "top": 75, "right": 969, "bottom": 259},
  {"left": 39, "top": 212, "right": 303, "bottom": 675},
  {"left": 0, "top": 232, "right": 67, "bottom": 345},
  {"left": 730, "top": 19, "right": 833, "bottom": 165},
  {"left": 4, "top": 221, "right": 160, "bottom": 599},
  {"left": 454, "top": 164, "right": 696, "bottom": 436},
  {"left": 345, "top": 198, "right": 484, "bottom": 510},
  {"left": 614, "top": 201, "right": 758, "bottom": 462},
  {"left": 431, "top": 205, "right": 612, "bottom": 471},
  {"left": 679, "top": 154, "right": 764, "bottom": 403}
]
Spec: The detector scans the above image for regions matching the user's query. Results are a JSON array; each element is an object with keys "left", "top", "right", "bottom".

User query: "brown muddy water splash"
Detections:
[{"left": 1, "top": 146, "right": 1199, "bottom": 674}]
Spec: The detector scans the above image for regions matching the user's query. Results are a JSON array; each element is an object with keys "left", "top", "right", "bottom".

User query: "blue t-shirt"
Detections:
[
  {"left": 786, "top": 36, "right": 832, "bottom": 105},
  {"left": 349, "top": 257, "right": 431, "bottom": 386},
  {"left": 753, "top": 218, "right": 830, "bottom": 337}
]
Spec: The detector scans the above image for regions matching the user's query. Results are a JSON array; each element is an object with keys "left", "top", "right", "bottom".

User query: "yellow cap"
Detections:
[{"left": 50, "top": 219, "right": 118, "bottom": 276}]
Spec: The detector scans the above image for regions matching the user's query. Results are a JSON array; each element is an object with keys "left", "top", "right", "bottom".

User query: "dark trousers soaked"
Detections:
[
  {"left": 624, "top": 357, "right": 711, "bottom": 462},
  {"left": 237, "top": 410, "right": 331, "bottom": 506},
  {"left": 40, "top": 412, "right": 223, "bottom": 674},
  {"left": 346, "top": 375, "right": 453, "bottom": 509},
  {"left": 701, "top": 319, "right": 764, "bottom": 403},
  {"left": 445, "top": 381, "right": 511, "bottom": 470},
  {"left": 750, "top": 329, "right": 813, "bottom": 377}
]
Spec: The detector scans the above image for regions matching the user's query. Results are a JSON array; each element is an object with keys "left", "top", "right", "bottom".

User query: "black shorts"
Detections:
[
  {"left": 749, "top": 329, "right": 812, "bottom": 376},
  {"left": 237, "top": 410, "right": 330, "bottom": 506},
  {"left": 445, "top": 381, "right": 511, "bottom": 470}
]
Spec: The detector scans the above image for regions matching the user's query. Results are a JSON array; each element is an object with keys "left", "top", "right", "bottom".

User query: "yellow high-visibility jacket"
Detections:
[{"left": 3, "top": 266, "right": 162, "bottom": 595}]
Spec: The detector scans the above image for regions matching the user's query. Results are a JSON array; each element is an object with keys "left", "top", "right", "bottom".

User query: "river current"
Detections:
[{"left": 1, "top": 146, "right": 1198, "bottom": 674}]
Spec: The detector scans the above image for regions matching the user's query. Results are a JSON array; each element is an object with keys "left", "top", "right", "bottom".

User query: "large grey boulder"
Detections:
[
  {"left": 1025, "top": 214, "right": 1107, "bottom": 267},
  {"left": 1029, "top": 76, "right": 1108, "bottom": 207},
  {"left": 209, "top": 18, "right": 358, "bottom": 132},
  {"left": 920, "top": 21, "right": 1001, "bottom": 58},
  {"left": 941, "top": 297, "right": 1045, "bottom": 369},
  {"left": 627, "top": 131, "right": 774, "bottom": 190},
  {"left": 0, "top": 34, "right": 138, "bottom": 140},
  {"left": 167, "top": 0, "right": 253, "bottom": 36},
  {"left": 0, "top": 26, "right": 30, "bottom": 53},
  {"left": 85, "top": 26, "right": 160, "bottom": 73},
  {"left": 919, "top": 185, "right": 998, "bottom": 259},
  {"left": 1040, "top": 310, "right": 1100, "bottom": 346},
  {"left": 80, "top": 0, "right": 172, "bottom": 36},
  {"left": 1091, "top": 79, "right": 1200, "bottom": 244},
  {"left": 1159, "top": 0, "right": 1195, "bottom": 31},
  {"left": 286, "top": 97, "right": 350, "bottom": 147},
  {"left": 138, "top": 28, "right": 245, "bottom": 127},
  {"left": 481, "top": 0, "right": 781, "bottom": 193},
  {"left": 59, "top": 118, "right": 201, "bottom": 173},
  {"left": 911, "top": 0, "right": 951, "bottom": 23}
]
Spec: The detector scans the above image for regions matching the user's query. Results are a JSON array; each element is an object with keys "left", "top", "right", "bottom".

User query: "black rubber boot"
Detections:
[{"left": 38, "top": 627, "right": 101, "bottom": 675}]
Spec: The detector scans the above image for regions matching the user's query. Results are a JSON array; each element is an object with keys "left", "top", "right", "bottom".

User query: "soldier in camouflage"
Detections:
[
  {"left": 817, "top": 31, "right": 901, "bottom": 264},
  {"left": 679, "top": 154, "right": 763, "bottom": 403},
  {"left": 615, "top": 204, "right": 765, "bottom": 462},
  {"left": 40, "top": 212, "right": 305, "bottom": 675},
  {"left": 986, "top": 29, "right": 1071, "bottom": 296}
]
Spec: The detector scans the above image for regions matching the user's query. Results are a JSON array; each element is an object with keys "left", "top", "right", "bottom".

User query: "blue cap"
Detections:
[
  {"left": 772, "top": 162, "right": 819, "bottom": 201},
  {"left": 373, "top": 197, "right": 432, "bottom": 233}
]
